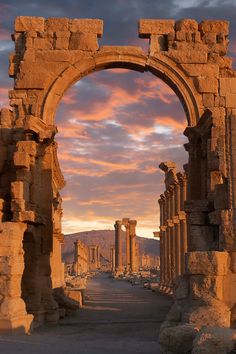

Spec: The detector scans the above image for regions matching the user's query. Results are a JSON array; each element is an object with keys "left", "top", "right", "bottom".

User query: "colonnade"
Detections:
[
  {"left": 158, "top": 162, "right": 188, "bottom": 290},
  {"left": 113, "top": 218, "right": 138, "bottom": 276}
]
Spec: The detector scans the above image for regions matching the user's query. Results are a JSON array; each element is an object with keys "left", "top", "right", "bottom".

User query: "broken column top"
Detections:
[{"left": 159, "top": 161, "right": 177, "bottom": 172}]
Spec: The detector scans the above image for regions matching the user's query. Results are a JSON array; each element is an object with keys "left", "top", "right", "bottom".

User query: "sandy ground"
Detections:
[{"left": 0, "top": 273, "right": 172, "bottom": 354}]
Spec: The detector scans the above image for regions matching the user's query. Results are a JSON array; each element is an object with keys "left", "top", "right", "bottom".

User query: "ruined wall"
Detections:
[
  {"left": 73, "top": 240, "right": 88, "bottom": 276},
  {"left": 0, "top": 16, "right": 235, "bottom": 342}
]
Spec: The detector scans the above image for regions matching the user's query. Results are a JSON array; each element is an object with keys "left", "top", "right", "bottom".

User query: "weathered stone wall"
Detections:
[
  {"left": 73, "top": 240, "right": 88, "bottom": 276},
  {"left": 0, "top": 16, "right": 235, "bottom": 344}
]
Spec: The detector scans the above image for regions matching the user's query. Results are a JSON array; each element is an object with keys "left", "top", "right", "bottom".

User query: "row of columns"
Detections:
[
  {"left": 158, "top": 162, "right": 188, "bottom": 289},
  {"left": 113, "top": 218, "right": 138, "bottom": 276}
]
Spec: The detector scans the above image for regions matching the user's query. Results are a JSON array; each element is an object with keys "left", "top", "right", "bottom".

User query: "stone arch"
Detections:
[
  {"left": 42, "top": 49, "right": 202, "bottom": 127},
  {"left": 1, "top": 17, "right": 236, "bottom": 346}
]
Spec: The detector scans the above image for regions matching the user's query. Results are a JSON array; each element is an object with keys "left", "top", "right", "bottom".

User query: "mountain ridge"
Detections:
[{"left": 62, "top": 229, "right": 160, "bottom": 263}]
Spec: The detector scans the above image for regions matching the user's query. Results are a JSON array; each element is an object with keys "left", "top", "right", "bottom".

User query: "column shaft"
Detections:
[
  {"left": 170, "top": 225, "right": 175, "bottom": 283},
  {"left": 174, "top": 222, "right": 181, "bottom": 277},
  {"left": 180, "top": 218, "right": 187, "bottom": 274},
  {"left": 114, "top": 221, "right": 123, "bottom": 273},
  {"left": 166, "top": 226, "right": 171, "bottom": 285},
  {"left": 126, "top": 226, "right": 131, "bottom": 272}
]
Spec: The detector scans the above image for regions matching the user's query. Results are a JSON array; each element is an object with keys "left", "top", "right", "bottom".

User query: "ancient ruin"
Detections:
[
  {"left": 88, "top": 245, "right": 101, "bottom": 271},
  {"left": 73, "top": 240, "right": 88, "bottom": 276},
  {"left": 114, "top": 219, "right": 138, "bottom": 275},
  {"left": 157, "top": 162, "right": 187, "bottom": 293},
  {"left": 0, "top": 14, "right": 235, "bottom": 352}
]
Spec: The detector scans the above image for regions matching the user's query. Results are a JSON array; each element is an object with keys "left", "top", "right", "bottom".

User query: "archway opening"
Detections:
[{"left": 55, "top": 67, "right": 189, "bottom": 275}]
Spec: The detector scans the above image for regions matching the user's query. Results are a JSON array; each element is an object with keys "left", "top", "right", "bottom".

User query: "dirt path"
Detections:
[{"left": 0, "top": 273, "right": 172, "bottom": 354}]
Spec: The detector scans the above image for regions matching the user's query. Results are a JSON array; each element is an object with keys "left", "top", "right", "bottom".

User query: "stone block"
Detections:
[
  {"left": 139, "top": 19, "right": 175, "bottom": 37},
  {"left": 13, "top": 152, "right": 30, "bottom": 169},
  {"left": 209, "top": 53, "right": 232, "bottom": 68},
  {"left": 45, "top": 18, "right": 69, "bottom": 32},
  {"left": 199, "top": 20, "right": 229, "bottom": 35},
  {"left": 0, "top": 109, "right": 13, "bottom": 127},
  {"left": 174, "top": 275, "right": 189, "bottom": 300},
  {"left": 192, "top": 327, "right": 236, "bottom": 354},
  {"left": 15, "top": 62, "right": 52, "bottom": 89},
  {"left": 202, "top": 93, "right": 215, "bottom": 107},
  {"left": 202, "top": 32, "right": 217, "bottom": 45},
  {"left": 11, "top": 198, "right": 25, "bottom": 212},
  {"left": 17, "top": 141, "right": 37, "bottom": 157},
  {"left": 69, "top": 32, "right": 98, "bottom": 51},
  {"left": 186, "top": 251, "right": 229, "bottom": 276},
  {"left": 176, "top": 19, "right": 198, "bottom": 32},
  {"left": 176, "top": 30, "right": 187, "bottom": 41},
  {"left": 189, "top": 275, "right": 223, "bottom": 300},
  {"left": 55, "top": 31, "right": 70, "bottom": 50},
  {"left": 226, "top": 93, "right": 236, "bottom": 108},
  {"left": 15, "top": 16, "right": 45, "bottom": 32},
  {"left": 69, "top": 19, "right": 103, "bottom": 37},
  {"left": 184, "top": 298, "right": 231, "bottom": 327},
  {"left": 197, "top": 77, "right": 218, "bottom": 93},
  {"left": 34, "top": 37, "right": 53, "bottom": 50},
  {"left": 168, "top": 49, "right": 207, "bottom": 64},
  {"left": 11, "top": 181, "right": 24, "bottom": 199},
  {"left": 181, "top": 64, "right": 219, "bottom": 78},
  {"left": 159, "top": 324, "right": 199, "bottom": 354}
]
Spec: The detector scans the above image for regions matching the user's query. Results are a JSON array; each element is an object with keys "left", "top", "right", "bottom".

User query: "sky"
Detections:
[{"left": 0, "top": 0, "right": 236, "bottom": 238}]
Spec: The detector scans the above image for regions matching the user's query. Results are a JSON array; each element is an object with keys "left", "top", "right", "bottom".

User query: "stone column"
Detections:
[
  {"left": 161, "top": 226, "right": 167, "bottom": 286},
  {"left": 166, "top": 223, "right": 171, "bottom": 286},
  {"left": 97, "top": 246, "right": 101, "bottom": 268},
  {"left": 110, "top": 246, "right": 115, "bottom": 272},
  {"left": 129, "top": 220, "right": 137, "bottom": 274},
  {"left": 122, "top": 218, "right": 130, "bottom": 273},
  {"left": 169, "top": 221, "right": 175, "bottom": 284},
  {"left": 174, "top": 181, "right": 180, "bottom": 216},
  {"left": 114, "top": 220, "right": 123, "bottom": 275},
  {"left": 179, "top": 213, "right": 187, "bottom": 275},
  {"left": 154, "top": 230, "right": 161, "bottom": 279},
  {"left": 173, "top": 217, "right": 181, "bottom": 277}
]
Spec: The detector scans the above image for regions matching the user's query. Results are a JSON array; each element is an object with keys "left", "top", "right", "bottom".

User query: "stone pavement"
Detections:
[{"left": 0, "top": 273, "right": 172, "bottom": 354}]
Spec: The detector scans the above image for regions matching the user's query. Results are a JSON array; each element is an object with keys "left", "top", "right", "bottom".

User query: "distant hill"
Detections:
[{"left": 62, "top": 229, "right": 160, "bottom": 263}]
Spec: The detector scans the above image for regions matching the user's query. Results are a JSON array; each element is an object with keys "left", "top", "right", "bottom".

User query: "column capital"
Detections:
[
  {"left": 114, "top": 220, "right": 122, "bottom": 228},
  {"left": 172, "top": 216, "right": 180, "bottom": 224},
  {"left": 153, "top": 231, "right": 160, "bottom": 238},
  {"left": 167, "top": 219, "right": 174, "bottom": 227},
  {"left": 178, "top": 211, "right": 186, "bottom": 220},
  {"left": 177, "top": 171, "right": 187, "bottom": 184}
]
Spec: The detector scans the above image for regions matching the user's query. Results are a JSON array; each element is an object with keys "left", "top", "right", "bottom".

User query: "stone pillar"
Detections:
[
  {"left": 0, "top": 223, "right": 33, "bottom": 333},
  {"left": 129, "top": 220, "right": 137, "bottom": 274},
  {"left": 97, "top": 246, "right": 100, "bottom": 268},
  {"left": 166, "top": 224, "right": 171, "bottom": 286},
  {"left": 161, "top": 226, "right": 167, "bottom": 286},
  {"left": 169, "top": 221, "right": 175, "bottom": 284},
  {"left": 179, "top": 213, "right": 187, "bottom": 275},
  {"left": 173, "top": 217, "right": 181, "bottom": 277},
  {"left": 110, "top": 246, "right": 115, "bottom": 272},
  {"left": 114, "top": 220, "right": 123, "bottom": 275},
  {"left": 122, "top": 218, "right": 130, "bottom": 273}
]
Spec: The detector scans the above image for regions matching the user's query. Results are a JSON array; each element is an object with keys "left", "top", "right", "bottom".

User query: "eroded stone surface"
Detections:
[{"left": 0, "top": 18, "right": 235, "bottom": 354}]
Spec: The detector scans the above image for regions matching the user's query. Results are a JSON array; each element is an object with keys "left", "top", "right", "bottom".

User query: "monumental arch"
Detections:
[{"left": 0, "top": 15, "right": 235, "bottom": 351}]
